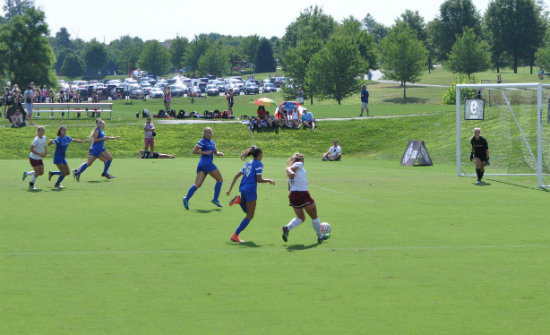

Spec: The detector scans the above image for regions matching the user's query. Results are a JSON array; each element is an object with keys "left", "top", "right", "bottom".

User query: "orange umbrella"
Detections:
[{"left": 253, "top": 97, "right": 277, "bottom": 107}]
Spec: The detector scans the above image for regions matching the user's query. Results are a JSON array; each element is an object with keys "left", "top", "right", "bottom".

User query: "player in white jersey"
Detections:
[
  {"left": 22, "top": 126, "right": 47, "bottom": 190},
  {"left": 282, "top": 153, "right": 329, "bottom": 243}
]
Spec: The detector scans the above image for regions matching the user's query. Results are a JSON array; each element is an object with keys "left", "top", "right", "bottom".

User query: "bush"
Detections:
[{"left": 442, "top": 74, "right": 479, "bottom": 105}]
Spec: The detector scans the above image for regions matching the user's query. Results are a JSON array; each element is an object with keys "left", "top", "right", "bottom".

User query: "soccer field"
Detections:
[{"left": 1, "top": 157, "right": 549, "bottom": 335}]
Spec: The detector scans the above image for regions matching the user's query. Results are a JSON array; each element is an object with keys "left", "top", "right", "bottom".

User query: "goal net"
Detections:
[{"left": 455, "top": 83, "right": 550, "bottom": 188}]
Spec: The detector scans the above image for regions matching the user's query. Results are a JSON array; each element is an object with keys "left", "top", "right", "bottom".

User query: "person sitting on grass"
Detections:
[
  {"left": 301, "top": 108, "right": 316, "bottom": 131},
  {"left": 138, "top": 149, "right": 175, "bottom": 159},
  {"left": 322, "top": 139, "right": 342, "bottom": 161},
  {"left": 266, "top": 111, "right": 284, "bottom": 128},
  {"left": 10, "top": 108, "right": 26, "bottom": 128},
  {"left": 290, "top": 106, "right": 301, "bottom": 128}
]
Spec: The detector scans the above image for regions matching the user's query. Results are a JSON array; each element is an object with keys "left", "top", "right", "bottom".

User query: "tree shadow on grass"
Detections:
[
  {"left": 285, "top": 243, "right": 320, "bottom": 252},
  {"left": 383, "top": 97, "right": 429, "bottom": 104}
]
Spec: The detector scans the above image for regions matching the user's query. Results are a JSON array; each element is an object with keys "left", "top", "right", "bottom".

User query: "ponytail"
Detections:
[{"left": 240, "top": 145, "right": 262, "bottom": 160}]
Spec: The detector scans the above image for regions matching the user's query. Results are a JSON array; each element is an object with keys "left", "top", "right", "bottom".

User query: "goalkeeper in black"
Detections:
[{"left": 470, "top": 127, "right": 489, "bottom": 184}]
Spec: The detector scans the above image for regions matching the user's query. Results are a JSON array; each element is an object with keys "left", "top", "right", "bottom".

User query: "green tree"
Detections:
[
  {"left": 485, "top": 0, "right": 546, "bottom": 73},
  {"left": 281, "top": 5, "right": 337, "bottom": 56},
  {"left": 306, "top": 36, "right": 367, "bottom": 105},
  {"left": 240, "top": 35, "right": 260, "bottom": 66},
  {"left": 2, "top": 0, "right": 34, "bottom": 21},
  {"left": 445, "top": 27, "right": 491, "bottom": 79},
  {"left": 337, "top": 17, "right": 378, "bottom": 70},
  {"left": 226, "top": 45, "right": 244, "bottom": 75},
  {"left": 255, "top": 38, "right": 276, "bottom": 73},
  {"left": 535, "top": 27, "right": 550, "bottom": 70},
  {"left": 137, "top": 40, "right": 171, "bottom": 76},
  {"left": 430, "top": 0, "right": 482, "bottom": 62},
  {"left": 61, "top": 53, "right": 85, "bottom": 78},
  {"left": 170, "top": 36, "right": 188, "bottom": 70},
  {"left": 184, "top": 35, "right": 212, "bottom": 76},
  {"left": 379, "top": 22, "right": 429, "bottom": 100},
  {"left": 197, "top": 43, "right": 228, "bottom": 77},
  {"left": 398, "top": 10, "right": 434, "bottom": 72},
  {"left": 0, "top": 7, "right": 56, "bottom": 88},
  {"left": 283, "top": 38, "right": 323, "bottom": 103},
  {"left": 85, "top": 39, "right": 107, "bottom": 75}
]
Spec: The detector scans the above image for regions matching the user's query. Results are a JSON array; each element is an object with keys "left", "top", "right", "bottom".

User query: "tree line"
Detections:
[{"left": 1, "top": 0, "right": 549, "bottom": 103}]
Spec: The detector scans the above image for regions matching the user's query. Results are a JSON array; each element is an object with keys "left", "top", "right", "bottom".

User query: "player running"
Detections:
[
  {"left": 47, "top": 126, "right": 89, "bottom": 188},
  {"left": 226, "top": 146, "right": 275, "bottom": 243},
  {"left": 182, "top": 127, "right": 224, "bottom": 209},
  {"left": 470, "top": 127, "right": 490, "bottom": 184},
  {"left": 74, "top": 119, "right": 120, "bottom": 181},
  {"left": 23, "top": 126, "right": 47, "bottom": 190},
  {"left": 282, "top": 153, "right": 329, "bottom": 243}
]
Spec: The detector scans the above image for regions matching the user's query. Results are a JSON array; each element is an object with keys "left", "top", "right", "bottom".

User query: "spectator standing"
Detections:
[
  {"left": 143, "top": 116, "right": 155, "bottom": 157},
  {"left": 3, "top": 87, "right": 12, "bottom": 118},
  {"left": 322, "top": 139, "right": 342, "bottom": 161},
  {"left": 48, "top": 89, "right": 55, "bottom": 119},
  {"left": 301, "top": 108, "right": 316, "bottom": 131},
  {"left": 359, "top": 84, "right": 369, "bottom": 117},
  {"left": 539, "top": 67, "right": 544, "bottom": 80},
  {"left": 23, "top": 85, "right": 35, "bottom": 125},
  {"left": 497, "top": 74, "right": 502, "bottom": 84},
  {"left": 164, "top": 86, "right": 171, "bottom": 112},
  {"left": 297, "top": 86, "right": 304, "bottom": 104},
  {"left": 58, "top": 89, "right": 66, "bottom": 118},
  {"left": 226, "top": 88, "right": 234, "bottom": 115}
]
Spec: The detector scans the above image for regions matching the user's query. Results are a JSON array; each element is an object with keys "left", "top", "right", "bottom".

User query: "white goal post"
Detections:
[{"left": 456, "top": 82, "right": 549, "bottom": 188}]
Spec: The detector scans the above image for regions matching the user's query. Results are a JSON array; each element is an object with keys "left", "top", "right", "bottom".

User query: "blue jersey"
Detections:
[
  {"left": 196, "top": 138, "right": 216, "bottom": 166},
  {"left": 91, "top": 128, "right": 105, "bottom": 152},
  {"left": 239, "top": 159, "right": 263, "bottom": 193},
  {"left": 53, "top": 135, "right": 73, "bottom": 159},
  {"left": 361, "top": 89, "right": 369, "bottom": 103}
]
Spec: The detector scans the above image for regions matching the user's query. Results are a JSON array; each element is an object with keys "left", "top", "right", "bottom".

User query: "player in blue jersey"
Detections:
[
  {"left": 226, "top": 146, "right": 275, "bottom": 243},
  {"left": 47, "top": 126, "right": 89, "bottom": 188},
  {"left": 74, "top": 119, "right": 120, "bottom": 181},
  {"left": 183, "top": 127, "right": 225, "bottom": 209}
]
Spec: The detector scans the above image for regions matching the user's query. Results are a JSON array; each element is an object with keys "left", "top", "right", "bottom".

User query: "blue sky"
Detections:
[{"left": 39, "top": 0, "right": 492, "bottom": 43}]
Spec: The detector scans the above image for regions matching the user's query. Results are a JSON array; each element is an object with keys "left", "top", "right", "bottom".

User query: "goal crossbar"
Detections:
[{"left": 456, "top": 83, "right": 549, "bottom": 188}]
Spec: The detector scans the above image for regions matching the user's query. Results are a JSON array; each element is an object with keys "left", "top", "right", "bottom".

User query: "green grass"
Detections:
[{"left": 1, "top": 158, "right": 548, "bottom": 335}]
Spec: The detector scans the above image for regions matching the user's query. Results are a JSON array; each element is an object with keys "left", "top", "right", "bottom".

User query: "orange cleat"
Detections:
[
  {"left": 229, "top": 194, "right": 241, "bottom": 206},
  {"left": 230, "top": 233, "right": 244, "bottom": 243}
]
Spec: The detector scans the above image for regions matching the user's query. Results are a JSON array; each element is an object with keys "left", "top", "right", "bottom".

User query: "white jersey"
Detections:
[
  {"left": 289, "top": 161, "right": 308, "bottom": 192},
  {"left": 327, "top": 145, "right": 341, "bottom": 158},
  {"left": 29, "top": 135, "right": 47, "bottom": 160}
]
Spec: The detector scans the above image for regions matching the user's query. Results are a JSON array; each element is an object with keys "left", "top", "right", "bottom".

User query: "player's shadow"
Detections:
[
  {"left": 196, "top": 209, "right": 222, "bottom": 213},
  {"left": 285, "top": 243, "right": 320, "bottom": 251},
  {"left": 475, "top": 181, "right": 491, "bottom": 186},
  {"left": 26, "top": 188, "right": 43, "bottom": 192},
  {"left": 228, "top": 241, "right": 260, "bottom": 248}
]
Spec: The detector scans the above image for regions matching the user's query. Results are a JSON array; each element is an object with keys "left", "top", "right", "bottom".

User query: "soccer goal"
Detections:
[{"left": 455, "top": 82, "right": 550, "bottom": 188}]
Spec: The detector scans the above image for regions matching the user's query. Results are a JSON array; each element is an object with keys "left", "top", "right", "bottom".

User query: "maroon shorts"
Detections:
[
  {"left": 288, "top": 191, "right": 315, "bottom": 208},
  {"left": 29, "top": 157, "right": 43, "bottom": 167}
]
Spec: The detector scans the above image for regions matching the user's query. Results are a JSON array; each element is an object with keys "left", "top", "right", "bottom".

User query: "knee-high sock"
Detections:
[
  {"left": 236, "top": 218, "right": 250, "bottom": 235},
  {"left": 185, "top": 185, "right": 198, "bottom": 200},
  {"left": 103, "top": 160, "right": 111, "bottom": 174},
  {"left": 52, "top": 171, "right": 62, "bottom": 175},
  {"left": 25, "top": 171, "right": 35, "bottom": 176},
  {"left": 78, "top": 163, "right": 88, "bottom": 174},
  {"left": 213, "top": 181, "right": 222, "bottom": 201},
  {"left": 287, "top": 217, "right": 303, "bottom": 230},
  {"left": 56, "top": 175, "right": 65, "bottom": 184},
  {"left": 476, "top": 168, "right": 481, "bottom": 180},
  {"left": 312, "top": 218, "right": 323, "bottom": 239},
  {"left": 480, "top": 170, "right": 484, "bottom": 179},
  {"left": 30, "top": 176, "right": 37, "bottom": 183}
]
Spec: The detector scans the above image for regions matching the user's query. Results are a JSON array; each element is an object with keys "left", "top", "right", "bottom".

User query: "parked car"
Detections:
[
  {"left": 206, "top": 84, "right": 220, "bottom": 96},
  {"left": 244, "top": 82, "right": 259, "bottom": 95},
  {"left": 188, "top": 86, "right": 202, "bottom": 97},
  {"left": 224, "top": 83, "right": 241, "bottom": 95},
  {"left": 213, "top": 79, "right": 226, "bottom": 92},
  {"left": 149, "top": 87, "right": 164, "bottom": 98},
  {"left": 262, "top": 83, "right": 277, "bottom": 93},
  {"left": 130, "top": 87, "right": 144, "bottom": 99},
  {"left": 170, "top": 84, "right": 186, "bottom": 97},
  {"left": 247, "top": 79, "right": 260, "bottom": 86}
]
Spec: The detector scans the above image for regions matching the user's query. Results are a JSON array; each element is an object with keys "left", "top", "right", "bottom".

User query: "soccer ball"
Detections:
[{"left": 321, "top": 222, "right": 331, "bottom": 235}]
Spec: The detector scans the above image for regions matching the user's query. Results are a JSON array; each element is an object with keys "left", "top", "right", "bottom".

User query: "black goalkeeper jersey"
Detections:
[{"left": 471, "top": 136, "right": 488, "bottom": 157}]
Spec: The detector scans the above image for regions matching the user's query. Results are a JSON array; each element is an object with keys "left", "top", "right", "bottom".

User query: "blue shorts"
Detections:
[
  {"left": 90, "top": 148, "right": 106, "bottom": 157},
  {"left": 53, "top": 156, "right": 67, "bottom": 165},
  {"left": 239, "top": 189, "right": 257, "bottom": 213},
  {"left": 197, "top": 163, "right": 218, "bottom": 174}
]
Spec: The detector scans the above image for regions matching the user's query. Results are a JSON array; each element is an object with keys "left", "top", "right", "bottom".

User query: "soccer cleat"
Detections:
[
  {"left": 22, "top": 171, "right": 27, "bottom": 181},
  {"left": 29, "top": 185, "right": 36, "bottom": 190},
  {"left": 476, "top": 180, "right": 481, "bottom": 185},
  {"left": 229, "top": 194, "right": 241, "bottom": 206},
  {"left": 282, "top": 226, "right": 289, "bottom": 242},
  {"left": 102, "top": 173, "right": 116, "bottom": 179},
  {"left": 211, "top": 199, "right": 223, "bottom": 208},
  {"left": 74, "top": 170, "right": 80, "bottom": 182},
  {"left": 48, "top": 171, "right": 53, "bottom": 181},
  {"left": 230, "top": 233, "right": 244, "bottom": 243},
  {"left": 183, "top": 197, "right": 189, "bottom": 210},
  {"left": 318, "top": 234, "right": 330, "bottom": 244},
  {"left": 54, "top": 184, "right": 64, "bottom": 189}
]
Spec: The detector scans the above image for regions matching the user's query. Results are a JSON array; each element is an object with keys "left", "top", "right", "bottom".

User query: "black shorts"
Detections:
[{"left": 475, "top": 154, "right": 487, "bottom": 162}]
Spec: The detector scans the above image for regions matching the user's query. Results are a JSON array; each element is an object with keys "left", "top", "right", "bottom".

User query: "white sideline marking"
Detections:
[{"left": 1, "top": 244, "right": 547, "bottom": 257}]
